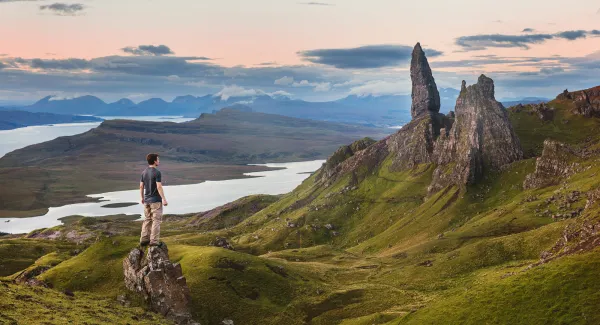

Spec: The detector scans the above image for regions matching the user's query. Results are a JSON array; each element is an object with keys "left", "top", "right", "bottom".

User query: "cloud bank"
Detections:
[{"left": 298, "top": 44, "right": 443, "bottom": 69}]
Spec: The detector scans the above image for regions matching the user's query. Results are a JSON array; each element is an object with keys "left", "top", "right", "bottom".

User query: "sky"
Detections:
[{"left": 0, "top": 0, "right": 599, "bottom": 104}]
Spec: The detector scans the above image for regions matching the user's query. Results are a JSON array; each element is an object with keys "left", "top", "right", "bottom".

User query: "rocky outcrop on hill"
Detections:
[
  {"left": 123, "top": 244, "right": 198, "bottom": 325},
  {"left": 523, "top": 140, "right": 580, "bottom": 189},
  {"left": 511, "top": 102, "right": 555, "bottom": 121},
  {"left": 557, "top": 86, "right": 600, "bottom": 117},
  {"left": 315, "top": 43, "right": 522, "bottom": 194},
  {"left": 410, "top": 43, "right": 441, "bottom": 118},
  {"left": 317, "top": 137, "right": 377, "bottom": 185},
  {"left": 429, "top": 76, "right": 523, "bottom": 192}
]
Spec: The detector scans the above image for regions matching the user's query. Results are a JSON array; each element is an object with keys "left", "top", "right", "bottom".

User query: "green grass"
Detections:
[
  {"left": 0, "top": 239, "right": 77, "bottom": 277},
  {"left": 0, "top": 281, "right": 172, "bottom": 324},
  {"left": 399, "top": 248, "right": 600, "bottom": 325}
]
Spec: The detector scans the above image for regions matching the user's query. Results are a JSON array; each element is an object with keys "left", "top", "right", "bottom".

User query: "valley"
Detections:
[{"left": 0, "top": 108, "right": 388, "bottom": 218}]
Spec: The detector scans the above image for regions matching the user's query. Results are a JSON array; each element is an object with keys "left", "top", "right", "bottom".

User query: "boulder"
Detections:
[
  {"left": 211, "top": 237, "right": 234, "bottom": 250},
  {"left": 123, "top": 244, "right": 198, "bottom": 325},
  {"left": 523, "top": 140, "right": 580, "bottom": 189}
]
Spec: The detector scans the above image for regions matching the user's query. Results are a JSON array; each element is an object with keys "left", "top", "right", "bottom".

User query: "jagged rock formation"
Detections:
[
  {"left": 317, "top": 137, "right": 377, "bottom": 185},
  {"left": 523, "top": 140, "right": 580, "bottom": 189},
  {"left": 316, "top": 44, "right": 522, "bottom": 195},
  {"left": 429, "top": 76, "right": 523, "bottom": 192},
  {"left": 557, "top": 86, "right": 600, "bottom": 117},
  {"left": 123, "top": 244, "right": 198, "bottom": 325},
  {"left": 410, "top": 43, "right": 441, "bottom": 118},
  {"left": 511, "top": 102, "right": 555, "bottom": 121}
]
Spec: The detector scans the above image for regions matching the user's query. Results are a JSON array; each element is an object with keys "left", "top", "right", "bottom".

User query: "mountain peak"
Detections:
[{"left": 410, "top": 42, "right": 441, "bottom": 118}]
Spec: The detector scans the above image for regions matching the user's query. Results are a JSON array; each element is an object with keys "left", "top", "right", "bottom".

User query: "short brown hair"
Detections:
[{"left": 146, "top": 153, "right": 159, "bottom": 165}]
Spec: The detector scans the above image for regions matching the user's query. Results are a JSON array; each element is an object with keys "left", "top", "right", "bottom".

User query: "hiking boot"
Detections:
[{"left": 140, "top": 240, "right": 150, "bottom": 247}]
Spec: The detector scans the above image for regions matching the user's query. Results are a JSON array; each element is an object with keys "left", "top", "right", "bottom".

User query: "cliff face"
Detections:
[
  {"left": 319, "top": 43, "right": 522, "bottom": 194},
  {"left": 429, "top": 76, "right": 523, "bottom": 192}
]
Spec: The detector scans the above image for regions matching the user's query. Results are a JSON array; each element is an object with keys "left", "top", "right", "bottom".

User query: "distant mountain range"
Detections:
[
  {"left": 0, "top": 110, "right": 102, "bottom": 130},
  {"left": 14, "top": 89, "right": 547, "bottom": 127}
]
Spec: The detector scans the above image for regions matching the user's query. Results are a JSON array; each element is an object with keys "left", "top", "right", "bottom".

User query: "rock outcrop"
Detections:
[
  {"left": 123, "top": 244, "right": 198, "bottom": 325},
  {"left": 523, "top": 140, "right": 580, "bottom": 189},
  {"left": 315, "top": 43, "right": 522, "bottom": 195},
  {"left": 429, "top": 76, "right": 523, "bottom": 192},
  {"left": 410, "top": 43, "right": 441, "bottom": 118},
  {"left": 557, "top": 86, "right": 600, "bottom": 117},
  {"left": 317, "top": 137, "right": 377, "bottom": 185},
  {"left": 511, "top": 102, "right": 555, "bottom": 122}
]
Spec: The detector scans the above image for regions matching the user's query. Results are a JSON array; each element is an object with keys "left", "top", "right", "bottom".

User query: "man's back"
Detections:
[{"left": 141, "top": 167, "right": 162, "bottom": 203}]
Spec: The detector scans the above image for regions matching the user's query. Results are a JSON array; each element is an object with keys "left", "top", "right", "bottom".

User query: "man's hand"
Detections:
[
  {"left": 162, "top": 199, "right": 168, "bottom": 206},
  {"left": 141, "top": 199, "right": 145, "bottom": 205}
]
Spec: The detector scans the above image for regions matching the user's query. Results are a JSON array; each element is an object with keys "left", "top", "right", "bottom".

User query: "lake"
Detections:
[
  {"left": 0, "top": 116, "right": 195, "bottom": 158},
  {"left": 0, "top": 160, "right": 325, "bottom": 234}
]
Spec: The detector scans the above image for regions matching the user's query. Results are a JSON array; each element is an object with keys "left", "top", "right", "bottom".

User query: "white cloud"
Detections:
[
  {"left": 274, "top": 76, "right": 294, "bottom": 85},
  {"left": 348, "top": 80, "right": 407, "bottom": 97},
  {"left": 291, "top": 79, "right": 331, "bottom": 92},
  {"left": 214, "top": 85, "right": 292, "bottom": 101},
  {"left": 166, "top": 75, "right": 180, "bottom": 81},
  {"left": 314, "top": 82, "right": 332, "bottom": 92},
  {"left": 271, "top": 90, "right": 293, "bottom": 98},
  {"left": 214, "top": 85, "right": 263, "bottom": 100}
]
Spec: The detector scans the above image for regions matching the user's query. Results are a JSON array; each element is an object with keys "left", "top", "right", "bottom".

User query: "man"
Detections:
[{"left": 139, "top": 153, "right": 168, "bottom": 247}]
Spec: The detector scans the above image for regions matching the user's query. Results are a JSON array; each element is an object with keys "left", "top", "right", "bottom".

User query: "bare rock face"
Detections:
[
  {"left": 316, "top": 137, "right": 378, "bottom": 185},
  {"left": 388, "top": 113, "right": 452, "bottom": 171},
  {"left": 410, "top": 43, "right": 441, "bottom": 118},
  {"left": 523, "top": 140, "right": 580, "bottom": 189},
  {"left": 430, "top": 75, "right": 523, "bottom": 193},
  {"left": 123, "top": 244, "right": 198, "bottom": 325},
  {"left": 557, "top": 86, "right": 600, "bottom": 117}
]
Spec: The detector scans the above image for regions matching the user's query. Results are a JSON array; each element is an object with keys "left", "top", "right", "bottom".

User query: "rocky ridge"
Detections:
[
  {"left": 319, "top": 43, "right": 523, "bottom": 194},
  {"left": 557, "top": 86, "right": 600, "bottom": 117}
]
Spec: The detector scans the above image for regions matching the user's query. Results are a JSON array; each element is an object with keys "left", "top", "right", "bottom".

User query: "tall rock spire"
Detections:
[{"left": 410, "top": 42, "right": 441, "bottom": 118}]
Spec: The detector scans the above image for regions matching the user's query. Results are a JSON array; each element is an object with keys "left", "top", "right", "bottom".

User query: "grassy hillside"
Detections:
[{"left": 3, "top": 88, "right": 600, "bottom": 324}]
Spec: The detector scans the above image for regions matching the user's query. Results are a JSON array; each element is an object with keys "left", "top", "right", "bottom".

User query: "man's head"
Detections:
[{"left": 146, "top": 153, "right": 160, "bottom": 166}]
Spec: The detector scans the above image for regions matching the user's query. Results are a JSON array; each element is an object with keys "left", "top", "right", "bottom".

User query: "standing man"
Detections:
[{"left": 139, "top": 153, "right": 168, "bottom": 247}]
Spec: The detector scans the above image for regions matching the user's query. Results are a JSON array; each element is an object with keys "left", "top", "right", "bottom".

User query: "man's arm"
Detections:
[
  {"left": 157, "top": 182, "right": 168, "bottom": 206},
  {"left": 140, "top": 182, "right": 145, "bottom": 204}
]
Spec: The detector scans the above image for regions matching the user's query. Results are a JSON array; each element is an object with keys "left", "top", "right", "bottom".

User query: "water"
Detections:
[
  {"left": 0, "top": 116, "right": 195, "bottom": 158},
  {"left": 0, "top": 160, "right": 324, "bottom": 234}
]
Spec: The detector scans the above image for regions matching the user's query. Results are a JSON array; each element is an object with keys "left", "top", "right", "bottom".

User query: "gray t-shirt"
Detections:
[{"left": 141, "top": 167, "right": 162, "bottom": 203}]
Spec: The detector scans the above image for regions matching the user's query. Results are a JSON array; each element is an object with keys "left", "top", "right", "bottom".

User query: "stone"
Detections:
[
  {"left": 557, "top": 86, "right": 600, "bottom": 117},
  {"left": 123, "top": 244, "right": 198, "bottom": 325},
  {"left": 523, "top": 140, "right": 580, "bottom": 189},
  {"left": 410, "top": 42, "right": 441, "bottom": 118},
  {"left": 211, "top": 237, "right": 234, "bottom": 250},
  {"left": 429, "top": 75, "right": 523, "bottom": 193}
]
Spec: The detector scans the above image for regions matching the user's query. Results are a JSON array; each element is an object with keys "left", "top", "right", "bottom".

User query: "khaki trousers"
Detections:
[{"left": 140, "top": 202, "right": 163, "bottom": 244}]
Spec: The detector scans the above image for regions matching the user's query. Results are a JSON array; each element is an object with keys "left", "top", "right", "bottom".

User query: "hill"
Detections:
[
  {"left": 3, "top": 44, "right": 600, "bottom": 324},
  {"left": 0, "top": 110, "right": 102, "bottom": 130},
  {"left": 0, "top": 108, "right": 388, "bottom": 217}
]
